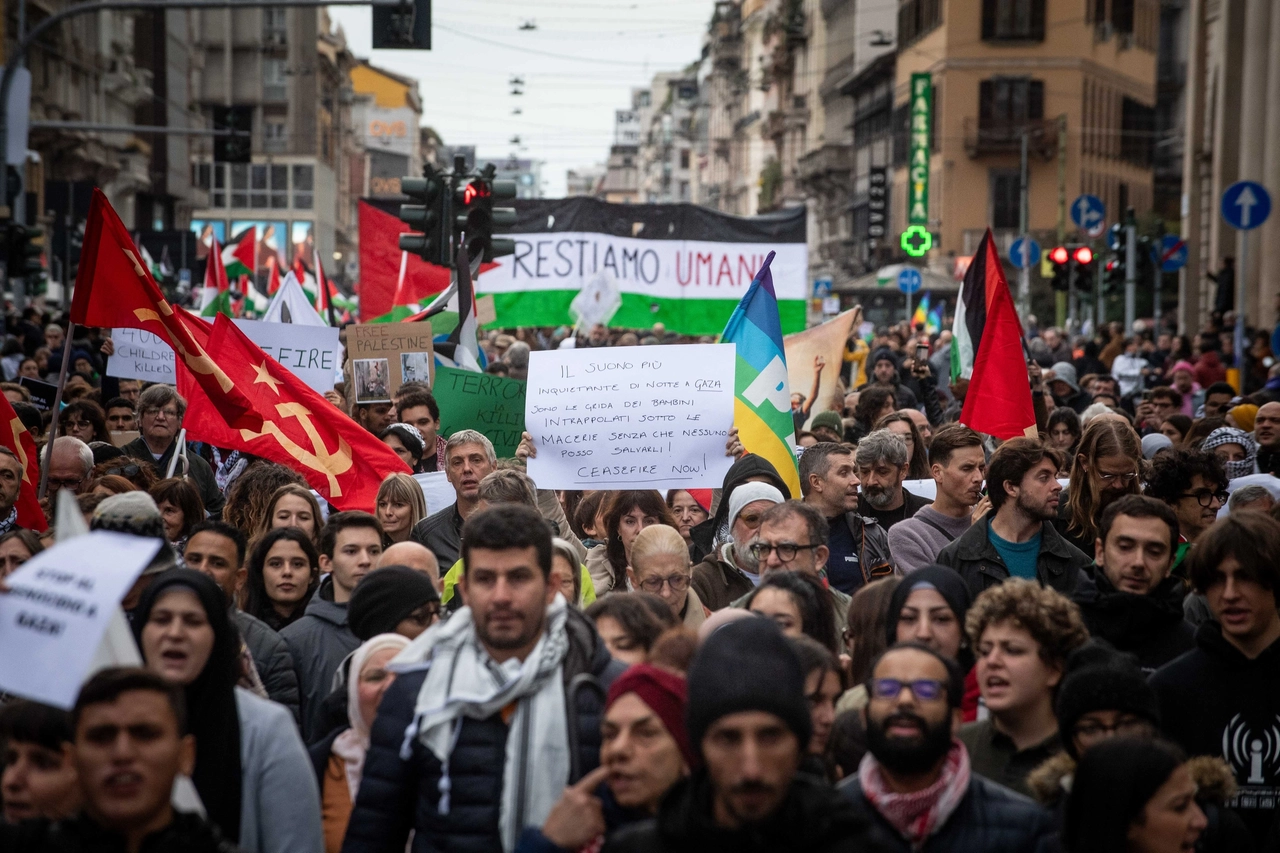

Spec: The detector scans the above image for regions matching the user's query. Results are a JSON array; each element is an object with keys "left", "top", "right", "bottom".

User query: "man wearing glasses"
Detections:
[
  {"left": 122, "top": 384, "right": 224, "bottom": 515},
  {"left": 1072, "top": 495, "right": 1195, "bottom": 674},
  {"left": 1144, "top": 448, "right": 1228, "bottom": 576},
  {"left": 839, "top": 643, "right": 1056, "bottom": 851}
]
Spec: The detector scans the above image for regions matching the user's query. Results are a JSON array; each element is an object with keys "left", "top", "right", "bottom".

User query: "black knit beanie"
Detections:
[
  {"left": 347, "top": 565, "right": 440, "bottom": 641},
  {"left": 1054, "top": 662, "right": 1161, "bottom": 759},
  {"left": 686, "top": 616, "right": 811, "bottom": 755}
]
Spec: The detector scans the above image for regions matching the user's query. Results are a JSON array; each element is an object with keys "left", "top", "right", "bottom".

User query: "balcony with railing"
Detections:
[{"left": 963, "top": 117, "right": 1058, "bottom": 159}]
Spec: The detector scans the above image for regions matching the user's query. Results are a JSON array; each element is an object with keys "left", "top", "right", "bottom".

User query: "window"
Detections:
[
  {"left": 292, "top": 164, "right": 313, "bottom": 209},
  {"left": 990, "top": 170, "right": 1021, "bottom": 229},
  {"left": 250, "top": 164, "right": 268, "bottom": 208},
  {"left": 265, "top": 120, "right": 287, "bottom": 154},
  {"left": 263, "top": 7, "right": 287, "bottom": 42},
  {"left": 898, "top": 0, "right": 942, "bottom": 48},
  {"left": 978, "top": 77, "right": 1044, "bottom": 129},
  {"left": 263, "top": 59, "right": 287, "bottom": 101},
  {"left": 212, "top": 162, "right": 226, "bottom": 207},
  {"left": 270, "top": 164, "right": 288, "bottom": 208},
  {"left": 680, "top": 149, "right": 690, "bottom": 169},
  {"left": 982, "top": 0, "right": 1045, "bottom": 41},
  {"left": 193, "top": 162, "right": 211, "bottom": 191},
  {"left": 1120, "top": 97, "right": 1154, "bottom": 166},
  {"left": 231, "top": 163, "right": 249, "bottom": 208}
]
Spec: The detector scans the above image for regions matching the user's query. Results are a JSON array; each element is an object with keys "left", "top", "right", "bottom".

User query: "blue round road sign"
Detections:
[
  {"left": 1009, "top": 237, "right": 1041, "bottom": 270},
  {"left": 1221, "top": 181, "right": 1272, "bottom": 231},
  {"left": 1071, "top": 194, "right": 1106, "bottom": 230},
  {"left": 1158, "top": 235, "right": 1188, "bottom": 273},
  {"left": 897, "top": 268, "right": 923, "bottom": 295}
]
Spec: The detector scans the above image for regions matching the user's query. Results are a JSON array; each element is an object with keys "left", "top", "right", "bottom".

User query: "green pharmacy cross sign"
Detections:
[
  {"left": 908, "top": 72, "right": 932, "bottom": 226},
  {"left": 901, "top": 225, "right": 933, "bottom": 257}
]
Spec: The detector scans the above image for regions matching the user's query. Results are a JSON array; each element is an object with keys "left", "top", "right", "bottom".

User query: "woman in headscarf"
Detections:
[
  {"left": 379, "top": 423, "right": 427, "bottom": 473},
  {"left": 133, "top": 570, "right": 322, "bottom": 853},
  {"left": 310, "top": 633, "right": 410, "bottom": 853},
  {"left": 1200, "top": 426, "right": 1257, "bottom": 480}
]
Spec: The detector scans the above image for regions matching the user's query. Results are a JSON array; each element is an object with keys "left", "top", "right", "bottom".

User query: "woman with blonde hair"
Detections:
[
  {"left": 254, "top": 483, "right": 324, "bottom": 545},
  {"left": 375, "top": 473, "right": 426, "bottom": 546},
  {"left": 1060, "top": 418, "right": 1142, "bottom": 554},
  {"left": 627, "top": 524, "right": 707, "bottom": 629}
]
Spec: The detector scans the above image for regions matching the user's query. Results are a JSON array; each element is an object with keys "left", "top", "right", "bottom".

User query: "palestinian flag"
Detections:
[
  {"left": 223, "top": 227, "right": 255, "bottom": 280},
  {"left": 358, "top": 201, "right": 450, "bottom": 321},
  {"left": 955, "top": 229, "right": 1035, "bottom": 439},
  {"left": 720, "top": 251, "right": 801, "bottom": 497},
  {"left": 434, "top": 241, "right": 485, "bottom": 372},
  {"left": 200, "top": 238, "right": 234, "bottom": 317}
]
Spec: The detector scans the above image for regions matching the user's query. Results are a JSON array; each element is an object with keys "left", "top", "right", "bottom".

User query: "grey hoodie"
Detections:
[{"left": 280, "top": 577, "right": 358, "bottom": 743}]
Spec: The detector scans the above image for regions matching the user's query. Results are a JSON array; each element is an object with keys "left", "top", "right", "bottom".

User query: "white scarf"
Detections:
[
  {"left": 333, "top": 633, "right": 412, "bottom": 800},
  {"left": 393, "top": 595, "right": 571, "bottom": 852}
]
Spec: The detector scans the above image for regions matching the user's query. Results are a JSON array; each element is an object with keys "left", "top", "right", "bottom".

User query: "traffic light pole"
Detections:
[
  {"left": 1067, "top": 257, "right": 1076, "bottom": 330},
  {"left": 1124, "top": 223, "right": 1137, "bottom": 333}
]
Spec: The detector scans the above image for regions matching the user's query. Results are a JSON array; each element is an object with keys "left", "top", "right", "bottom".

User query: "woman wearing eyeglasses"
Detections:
[
  {"left": 627, "top": 524, "right": 707, "bottom": 629},
  {"left": 1057, "top": 419, "right": 1143, "bottom": 554}
]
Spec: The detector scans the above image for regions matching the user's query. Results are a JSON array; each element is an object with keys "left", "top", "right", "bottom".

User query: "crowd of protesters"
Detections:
[{"left": 0, "top": 306, "right": 1278, "bottom": 853}]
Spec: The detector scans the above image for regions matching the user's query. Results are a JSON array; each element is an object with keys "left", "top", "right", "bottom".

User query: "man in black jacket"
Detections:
[
  {"left": 1072, "top": 496, "right": 1194, "bottom": 674},
  {"left": 344, "top": 504, "right": 625, "bottom": 853},
  {"left": 799, "top": 443, "right": 893, "bottom": 594},
  {"left": 0, "top": 668, "right": 238, "bottom": 853},
  {"left": 605, "top": 617, "right": 885, "bottom": 853},
  {"left": 937, "top": 438, "right": 1090, "bottom": 597},
  {"left": 121, "top": 384, "right": 224, "bottom": 515},
  {"left": 840, "top": 644, "right": 1056, "bottom": 853},
  {"left": 1150, "top": 512, "right": 1280, "bottom": 848},
  {"left": 410, "top": 430, "right": 497, "bottom": 568}
]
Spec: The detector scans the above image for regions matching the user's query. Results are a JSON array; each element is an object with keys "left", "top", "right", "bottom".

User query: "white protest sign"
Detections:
[
  {"left": 525, "top": 344, "right": 736, "bottom": 490},
  {"left": 415, "top": 471, "right": 456, "bottom": 517},
  {"left": 108, "top": 321, "right": 342, "bottom": 393},
  {"left": 0, "top": 532, "right": 161, "bottom": 709}
]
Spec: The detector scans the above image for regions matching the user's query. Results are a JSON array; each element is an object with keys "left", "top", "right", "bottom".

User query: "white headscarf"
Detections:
[{"left": 331, "top": 633, "right": 411, "bottom": 799}]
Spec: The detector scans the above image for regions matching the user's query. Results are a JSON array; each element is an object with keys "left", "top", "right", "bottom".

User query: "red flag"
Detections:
[
  {"left": 267, "top": 258, "right": 282, "bottom": 295},
  {"left": 205, "top": 237, "right": 229, "bottom": 293},
  {"left": 315, "top": 260, "right": 330, "bottom": 315},
  {"left": 0, "top": 394, "right": 47, "bottom": 531},
  {"left": 71, "top": 189, "right": 257, "bottom": 427},
  {"left": 959, "top": 230, "right": 1035, "bottom": 439},
  {"left": 358, "top": 201, "right": 451, "bottom": 321},
  {"left": 179, "top": 314, "right": 411, "bottom": 510}
]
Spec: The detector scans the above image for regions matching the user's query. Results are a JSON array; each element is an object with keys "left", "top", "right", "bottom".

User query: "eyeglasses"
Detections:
[
  {"left": 637, "top": 574, "right": 690, "bottom": 594},
  {"left": 106, "top": 464, "right": 142, "bottom": 479},
  {"left": 869, "top": 678, "right": 946, "bottom": 702},
  {"left": 749, "top": 542, "right": 821, "bottom": 563},
  {"left": 47, "top": 475, "right": 84, "bottom": 492},
  {"left": 1072, "top": 717, "right": 1153, "bottom": 742},
  {"left": 143, "top": 408, "right": 180, "bottom": 420},
  {"left": 1097, "top": 471, "right": 1138, "bottom": 484},
  {"left": 63, "top": 419, "right": 88, "bottom": 431},
  {"left": 1177, "top": 488, "right": 1229, "bottom": 508}
]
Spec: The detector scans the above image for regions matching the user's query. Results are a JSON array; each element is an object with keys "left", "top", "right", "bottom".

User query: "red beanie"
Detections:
[{"left": 606, "top": 663, "right": 696, "bottom": 768}]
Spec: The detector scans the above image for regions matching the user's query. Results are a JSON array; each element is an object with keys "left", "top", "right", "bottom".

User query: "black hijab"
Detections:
[
  {"left": 132, "top": 569, "right": 243, "bottom": 842},
  {"left": 884, "top": 565, "right": 974, "bottom": 671}
]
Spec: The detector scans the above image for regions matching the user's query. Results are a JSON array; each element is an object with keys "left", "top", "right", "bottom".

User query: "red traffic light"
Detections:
[
  {"left": 462, "top": 181, "right": 491, "bottom": 205},
  {"left": 1048, "top": 246, "right": 1070, "bottom": 265},
  {"left": 1073, "top": 246, "right": 1094, "bottom": 265}
]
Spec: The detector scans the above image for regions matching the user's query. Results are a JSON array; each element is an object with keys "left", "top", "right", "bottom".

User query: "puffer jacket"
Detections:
[
  {"left": 605, "top": 770, "right": 890, "bottom": 853},
  {"left": 232, "top": 608, "right": 300, "bottom": 723},
  {"left": 935, "top": 516, "right": 1090, "bottom": 598},
  {"left": 840, "top": 770, "right": 1057, "bottom": 853},
  {"left": 281, "top": 577, "right": 359, "bottom": 743},
  {"left": 0, "top": 811, "right": 239, "bottom": 853},
  {"left": 342, "top": 607, "right": 626, "bottom": 853}
]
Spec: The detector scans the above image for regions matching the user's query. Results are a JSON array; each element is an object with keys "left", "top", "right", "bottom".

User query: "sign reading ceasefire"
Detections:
[{"left": 908, "top": 72, "right": 932, "bottom": 226}]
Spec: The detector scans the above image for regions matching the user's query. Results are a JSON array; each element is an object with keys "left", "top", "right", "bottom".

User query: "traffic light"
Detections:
[
  {"left": 373, "top": 0, "right": 431, "bottom": 49},
  {"left": 453, "top": 164, "right": 518, "bottom": 263},
  {"left": 1105, "top": 256, "right": 1125, "bottom": 293},
  {"left": 1048, "top": 245, "right": 1070, "bottom": 292},
  {"left": 488, "top": 173, "right": 518, "bottom": 261},
  {"left": 1072, "top": 246, "right": 1094, "bottom": 292},
  {"left": 398, "top": 165, "right": 448, "bottom": 266},
  {"left": 212, "top": 106, "right": 252, "bottom": 164}
]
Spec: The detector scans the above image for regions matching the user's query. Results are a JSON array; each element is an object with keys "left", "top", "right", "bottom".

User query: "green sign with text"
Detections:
[
  {"left": 434, "top": 366, "right": 527, "bottom": 458},
  {"left": 908, "top": 72, "right": 932, "bottom": 227}
]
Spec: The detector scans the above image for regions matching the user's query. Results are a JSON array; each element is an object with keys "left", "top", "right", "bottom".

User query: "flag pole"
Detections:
[
  {"left": 323, "top": 263, "right": 338, "bottom": 327},
  {"left": 37, "top": 321, "right": 77, "bottom": 499}
]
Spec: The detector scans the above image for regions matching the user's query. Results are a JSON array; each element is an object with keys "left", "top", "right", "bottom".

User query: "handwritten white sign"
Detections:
[
  {"left": 525, "top": 344, "right": 736, "bottom": 490},
  {"left": 0, "top": 532, "right": 161, "bottom": 709},
  {"left": 108, "top": 322, "right": 342, "bottom": 393}
]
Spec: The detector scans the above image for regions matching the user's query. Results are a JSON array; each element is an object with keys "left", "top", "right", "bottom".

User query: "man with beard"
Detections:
[
  {"left": 854, "top": 430, "right": 930, "bottom": 530},
  {"left": 1072, "top": 496, "right": 1195, "bottom": 674},
  {"left": 888, "top": 425, "right": 985, "bottom": 572},
  {"left": 937, "top": 438, "right": 1090, "bottom": 597},
  {"left": 839, "top": 645, "right": 1056, "bottom": 853},
  {"left": 691, "top": 482, "right": 784, "bottom": 610},
  {"left": 1252, "top": 401, "right": 1280, "bottom": 475},
  {"left": 606, "top": 617, "right": 883, "bottom": 853},
  {"left": 345, "top": 504, "right": 625, "bottom": 853},
  {"left": 799, "top": 443, "right": 893, "bottom": 594}
]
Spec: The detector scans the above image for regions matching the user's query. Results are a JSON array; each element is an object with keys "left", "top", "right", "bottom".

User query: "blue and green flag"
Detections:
[{"left": 720, "top": 250, "right": 801, "bottom": 497}]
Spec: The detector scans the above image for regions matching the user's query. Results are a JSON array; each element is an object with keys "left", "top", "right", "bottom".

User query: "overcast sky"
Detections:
[{"left": 329, "top": 0, "right": 717, "bottom": 198}]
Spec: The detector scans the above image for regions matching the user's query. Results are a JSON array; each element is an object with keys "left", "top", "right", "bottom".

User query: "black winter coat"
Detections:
[
  {"left": 840, "top": 772, "right": 1058, "bottom": 853},
  {"left": 604, "top": 771, "right": 891, "bottom": 853},
  {"left": 0, "top": 812, "right": 239, "bottom": 853},
  {"left": 1072, "top": 570, "right": 1195, "bottom": 674},
  {"left": 935, "top": 516, "right": 1090, "bottom": 599},
  {"left": 341, "top": 608, "right": 626, "bottom": 853}
]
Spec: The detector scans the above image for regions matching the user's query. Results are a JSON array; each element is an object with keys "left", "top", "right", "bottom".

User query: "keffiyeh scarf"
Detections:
[{"left": 858, "top": 738, "right": 971, "bottom": 851}]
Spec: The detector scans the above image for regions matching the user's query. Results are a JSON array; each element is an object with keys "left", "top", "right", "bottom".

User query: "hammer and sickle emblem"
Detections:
[
  {"left": 240, "top": 402, "right": 353, "bottom": 496},
  {"left": 8, "top": 418, "right": 30, "bottom": 484},
  {"left": 132, "top": 305, "right": 235, "bottom": 394}
]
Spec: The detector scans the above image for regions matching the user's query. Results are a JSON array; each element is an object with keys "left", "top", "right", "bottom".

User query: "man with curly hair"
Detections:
[
  {"left": 1143, "top": 448, "right": 1228, "bottom": 574},
  {"left": 957, "top": 578, "right": 1090, "bottom": 796}
]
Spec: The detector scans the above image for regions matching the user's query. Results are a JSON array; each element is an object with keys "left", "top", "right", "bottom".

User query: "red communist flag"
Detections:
[
  {"left": 0, "top": 394, "right": 47, "bottom": 531},
  {"left": 959, "top": 229, "right": 1036, "bottom": 439},
  {"left": 70, "top": 189, "right": 256, "bottom": 428},
  {"left": 179, "top": 314, "right": 411, "bottom": 510}
]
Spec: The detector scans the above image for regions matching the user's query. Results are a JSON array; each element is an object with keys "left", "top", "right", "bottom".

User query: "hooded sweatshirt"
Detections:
[{"left": 1149, "top": 621, "right": 1280, "bottom": 846}]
